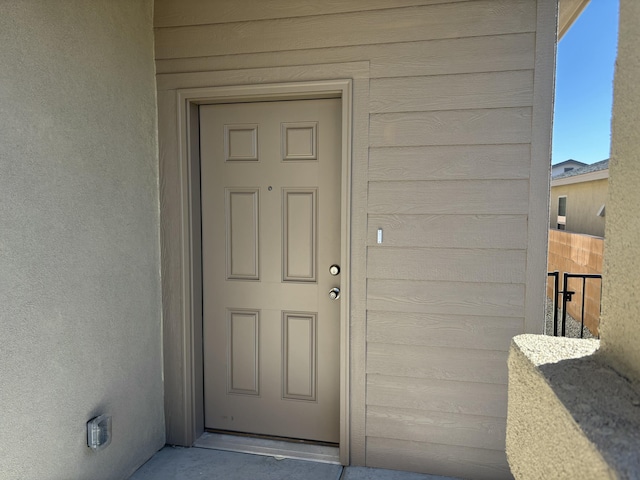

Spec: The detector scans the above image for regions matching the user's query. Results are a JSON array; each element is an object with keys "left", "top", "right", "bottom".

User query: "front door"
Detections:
[{"left": 200, "top": 98, "right": 341, "bottom": 443}]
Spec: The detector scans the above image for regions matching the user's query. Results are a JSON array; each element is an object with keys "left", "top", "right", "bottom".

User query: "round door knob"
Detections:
[
  {"left": 329, "top": 287, "right": 341, "bottom": 300},
  {"left": 329, "top": 264, "right": 340, "bottom": 276}
]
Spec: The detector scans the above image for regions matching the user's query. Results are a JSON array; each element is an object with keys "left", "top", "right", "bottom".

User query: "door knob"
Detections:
[{"left": 329, "top": 287, "right": 341, "bottom": 300}]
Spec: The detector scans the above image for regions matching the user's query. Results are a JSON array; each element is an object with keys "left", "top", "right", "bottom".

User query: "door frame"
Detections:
[{"left": 168, "top": 79, "right": 355, "bottom": 463}]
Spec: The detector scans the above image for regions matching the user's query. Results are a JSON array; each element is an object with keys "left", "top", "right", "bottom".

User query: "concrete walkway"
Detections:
[{"left": 130, "top": 445, "right": 461, "bottom": 480}]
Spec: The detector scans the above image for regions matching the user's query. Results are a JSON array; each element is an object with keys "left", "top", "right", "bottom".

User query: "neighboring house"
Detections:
[
  {"left": 2, "top": 1, "right": 604, "bottom": 480},
  {"left": 550, "top": 159, "right": 609, "bottom": 237},
  {"left": 551, "top": 158, "right": 588, "bottom": 177}
]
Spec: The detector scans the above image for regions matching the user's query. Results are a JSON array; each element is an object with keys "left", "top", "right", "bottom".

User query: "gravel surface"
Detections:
[{"left": 544, "top": 297, "right": 597, "bottom": 339}]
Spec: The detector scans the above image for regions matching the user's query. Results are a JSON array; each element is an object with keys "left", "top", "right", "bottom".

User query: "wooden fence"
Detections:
[{"left": 547, "top": 229, "right": 603, "bottom": 336}]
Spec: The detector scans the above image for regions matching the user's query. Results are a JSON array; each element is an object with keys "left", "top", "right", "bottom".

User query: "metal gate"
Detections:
[{"left": 547, "top": 271, "right": 602, "bottom": 338}]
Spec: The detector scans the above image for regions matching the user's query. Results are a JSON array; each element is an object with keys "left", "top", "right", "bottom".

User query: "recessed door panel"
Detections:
[
  {"left": 282, "top": 122, "right": 318, "bottom": 161},
  {"left": 226, "top": 189, "right": 260, "bottom": 280},
  {"left": 282, "top": 311, "right": 317, "bottom": 401},
  {"left": 228, "top": 309, "right": 260, "bottom": 396},
  {"left": 224, "top": 124, "right": 259, "bottom": 161},
  {"left": 200, "top": 98, "right": 341, "bottom": 443},
  {"left": 283, "top": 189, "right": 317, "bottom": 283}
]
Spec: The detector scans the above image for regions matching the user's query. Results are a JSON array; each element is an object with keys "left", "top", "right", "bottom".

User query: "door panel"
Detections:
[
  {"left": 282, "top": 311, "right": 316, "bottom": 401},
  {"left": 228, "top": 309, "right": 260, "bottom": 396},
  {"left": 226, "top": 189, "right": 260, "bottom": 280},
  {"left": 283, "top": 188, "right": 317, "bottom": 282},
  {"left": 200, "top": 98, "right": 341, "bottom": 443}
]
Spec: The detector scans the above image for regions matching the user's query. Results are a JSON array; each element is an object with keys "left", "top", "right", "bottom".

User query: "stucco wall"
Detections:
[
  {"left": 506, "top": 336, "right": 614, "bottom": 479},
  {"left": 549, "top": 178, "right": 607, "bottom": 237},
  {"left": 0, "top": 2, "right": 164, "bottom": 479},
  {"left": 507, "top": 335, "right": 640, "bottom": 479},
  {"left": 599, "top": 0, "right": 640, "bottom": 383}
]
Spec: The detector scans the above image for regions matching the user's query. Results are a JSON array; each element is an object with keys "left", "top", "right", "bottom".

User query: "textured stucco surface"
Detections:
[
  {"left": 0, "top": 2, "right": 164, "bottom": 479},
  {"left": 507, "top": 335, "right": 640, "bottom": 480},
  {"left": 599, "top": 0, "right": 640, "bottom": 383}
]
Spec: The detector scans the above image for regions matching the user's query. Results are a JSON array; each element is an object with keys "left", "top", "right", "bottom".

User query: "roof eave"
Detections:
[
  {"left": 558, "top": 0, "right": 591, "bottom": 39},
  {"left": 551, "top": 168, "right": 609, "bottom": 187}
]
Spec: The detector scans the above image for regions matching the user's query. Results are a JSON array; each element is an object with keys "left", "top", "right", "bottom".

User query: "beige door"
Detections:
[{"left": 200, "top": 98, "right": 341, "bottom": 443}]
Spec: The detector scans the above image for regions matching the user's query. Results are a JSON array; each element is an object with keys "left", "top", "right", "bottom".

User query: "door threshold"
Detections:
[{"left": 194, "top": 432, "right": 340, "bottom": 465}]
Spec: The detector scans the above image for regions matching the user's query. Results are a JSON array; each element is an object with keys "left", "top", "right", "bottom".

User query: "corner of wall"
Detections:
[
  {"left": 507, "top": 334, "right": 640, "bottom": 479},
  {"left": 598, "top": 0, "right": 640, "bottom": 384}
]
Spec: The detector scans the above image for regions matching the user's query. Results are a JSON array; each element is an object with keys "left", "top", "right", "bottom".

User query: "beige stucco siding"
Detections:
[
  {"left": 600, "top": 0, "right": 640, "bottom": 383},
  {"left": 550, "top": 178, "right": 608, "bottom": 237},
  {"left": 154, "top": 1, "right": 554, "bottom": 478},
  {"left": 0, "top": 2, "right": 164, "bottom": 479}
]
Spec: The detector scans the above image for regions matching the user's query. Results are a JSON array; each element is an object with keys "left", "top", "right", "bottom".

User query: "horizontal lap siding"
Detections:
[
  {"left": 369, "top": 144, "right": 531, "bottom": 181},
  {"left": 367, "top": 279, "right": 525, "bottom": 317},
  {"left": 368, "top": 179, "right": 530, "bottom": 214},
  {"left": 155, "top": 0, "right": 538, "bottom": 477},
  {"left": 367, "top": 437, "right": 511, "bottom": 480},
  {"left": 155, "top": 33, "right": 536, "bottom": 76},
  {"left": 155, "top": 0, "right": 536, "bottom": 59},
  {"left": 367, "top": 214, "right": 528, "bottom": 249},
  {"left": 367, "top": 375, "right": 507, "bottom": 417},
  {"left": 367, "top": 247, "right": 526, "bottom": 283},
  {"left": 370, "top": 108, "right": 532, "bottom": 147},
  {"left": 367, "top": 343, "right": 509, "bottom": 384},
  {"left": 154, "top": 0, "right": 473, "bottom": 27},
  {"left": 370, "top": 71, "right": 534, "bottom": 113},
  {"left": 367, "top": 311, "right": 523, "bottom": 352},
  {"left": 366, "top": 405, "right": 506, "bottom": 450}
]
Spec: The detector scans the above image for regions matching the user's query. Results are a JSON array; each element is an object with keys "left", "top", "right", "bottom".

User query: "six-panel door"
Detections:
[{"left": 200, "top": 98, "right": 341, "bottom": 443}]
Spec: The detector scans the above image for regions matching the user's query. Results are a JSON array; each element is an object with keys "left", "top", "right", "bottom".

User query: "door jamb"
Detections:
[{"left": 176, "top": 80, "right": 353, "bottom": 464}]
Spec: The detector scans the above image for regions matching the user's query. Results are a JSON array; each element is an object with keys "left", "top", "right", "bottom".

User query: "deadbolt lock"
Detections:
[{"left": 329, "top": 264, "right": 340, "bottom": 276}]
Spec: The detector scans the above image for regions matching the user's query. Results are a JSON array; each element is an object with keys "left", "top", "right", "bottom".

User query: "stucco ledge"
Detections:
[{"left": 506, "top": 334, "right": 640, "bottom": 479}]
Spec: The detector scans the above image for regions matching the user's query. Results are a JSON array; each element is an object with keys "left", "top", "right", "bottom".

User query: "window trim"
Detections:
[{"left": 557, "top": 195, "right": 567, "bottom": 229}]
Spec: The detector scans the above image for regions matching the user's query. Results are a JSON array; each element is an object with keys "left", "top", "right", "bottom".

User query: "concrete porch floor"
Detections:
[{"left": 130, "top": 445, "right": 462, "bottom": 480}]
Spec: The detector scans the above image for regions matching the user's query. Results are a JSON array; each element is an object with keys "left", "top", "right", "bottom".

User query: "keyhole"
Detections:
[{"left": 268, "top": 186, "right": 273, "bottom": 191}]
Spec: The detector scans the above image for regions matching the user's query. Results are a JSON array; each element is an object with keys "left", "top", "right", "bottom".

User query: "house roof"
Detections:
[
  {"left": 551, "top": 159, "right": 609, "bottom": 187},
  {"left": 554, "top": 159, "right": 609, "bottom": 180},
  {"left": 552, "top": 159, "right": 588, "bottom": 168}
]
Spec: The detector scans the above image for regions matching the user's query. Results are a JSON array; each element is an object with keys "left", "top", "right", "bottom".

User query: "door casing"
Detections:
[{"left": 174, "top": 80, "right": 353, "bottom": 463}]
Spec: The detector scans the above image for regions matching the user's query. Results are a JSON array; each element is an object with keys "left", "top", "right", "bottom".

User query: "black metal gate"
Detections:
[{"left": 547, "top": 271, "right": 602, "bottom": 338}]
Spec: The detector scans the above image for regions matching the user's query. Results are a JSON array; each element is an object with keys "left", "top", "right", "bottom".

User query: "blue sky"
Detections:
[{"left": 552, "top": 0, "right": 619, "bottom": 166}]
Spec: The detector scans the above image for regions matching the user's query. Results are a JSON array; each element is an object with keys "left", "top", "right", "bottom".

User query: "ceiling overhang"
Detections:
[{"left": 558, "top": 0, "right": 591, "bottom": 39}]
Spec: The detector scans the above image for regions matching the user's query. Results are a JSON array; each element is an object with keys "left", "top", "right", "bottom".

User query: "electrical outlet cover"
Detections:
[{"left": 87, "top": 414, "right": 112, "bottom": 451}]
